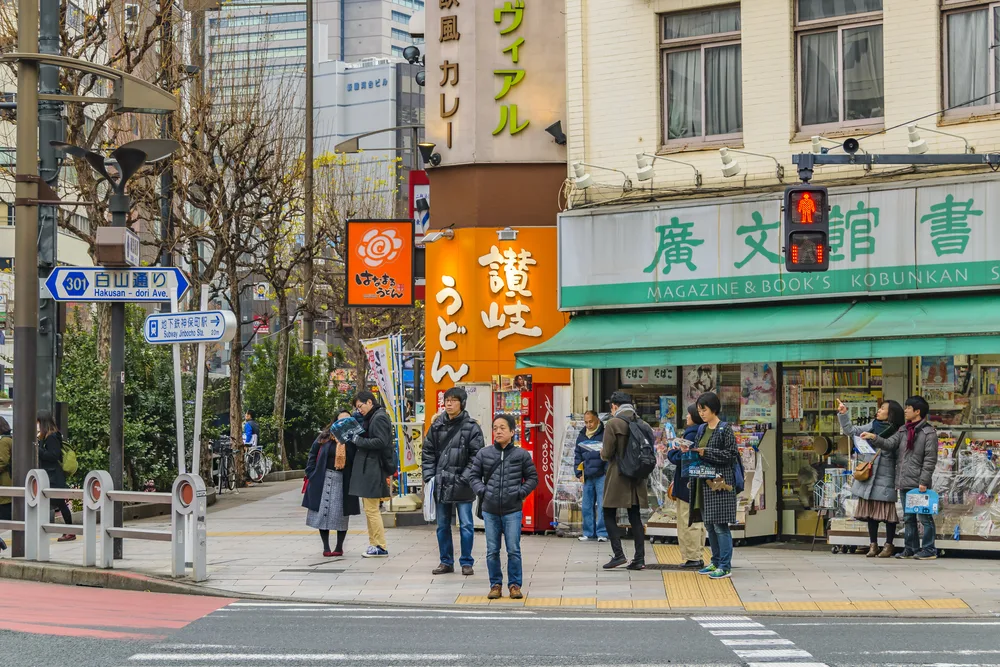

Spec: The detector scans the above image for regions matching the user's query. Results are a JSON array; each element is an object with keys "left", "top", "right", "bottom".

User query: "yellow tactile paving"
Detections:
[
  {"left": 489, "top": 597, "right": 525, "bottom": 605},
  {"left": 924, "top": 598, "right": 970, "bottom": 609},
  {"left": 662, "top": 571, "right": 742, "bottom": 608},
  {"left": 851, "top": 600, "right": 895, "bottom": 610},
  {"left": 208, "top": 530, "right": 367, "bottom": 536},
  {"left": 524, "top": 597, "right": 562, "bottom": 607},
  {"left": 597, "top": 600, "right": 634, "bottom": 609},
  {"left": 890, "top": 599, "right": 931, "bottom": 611},
  {"left": 561, "top": 597, "right": 597, "bottom": 607},
  {"left": 455, "top": 595, "right": 492, "bottom": 604},
  {"left": 651, "top": 544, "right": 712, "bottom": 565},
  {"left": 631, "top": 599, "right": 672, "bottom": 609},
  {"left": 816, "top": 601, "right": 858, "bottom": 611},
  {"left": 744, "top": 602, "right": 782, "bottom": 611},
  {"left": 779, "top": 601, "right": 820, "bottom": 611}
]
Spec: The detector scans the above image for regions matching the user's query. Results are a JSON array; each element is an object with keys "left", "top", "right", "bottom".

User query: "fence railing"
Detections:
[{"left": 0, "top": 469, "right": 207, "bottom": 581}]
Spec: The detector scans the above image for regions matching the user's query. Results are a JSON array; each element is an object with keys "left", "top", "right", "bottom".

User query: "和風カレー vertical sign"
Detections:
[{"left": 345, "top": 219, "right": 416, "bottom": 307}]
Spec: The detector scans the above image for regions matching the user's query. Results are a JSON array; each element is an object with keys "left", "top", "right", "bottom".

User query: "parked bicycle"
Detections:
[{"left": 212, "top": 435, "right": 273, "bottom": 492}]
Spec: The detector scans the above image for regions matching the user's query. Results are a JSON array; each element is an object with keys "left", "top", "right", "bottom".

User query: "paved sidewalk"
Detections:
[{"left": 4, "top": 480, "right": 999, "bottom": 615}]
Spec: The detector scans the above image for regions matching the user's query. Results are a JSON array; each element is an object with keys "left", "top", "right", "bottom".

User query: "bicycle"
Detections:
[
  {"left": 243, "top": 444, "right": 272, "bottom": 484},
  {"left": 215, "top": 445, "right": 237, "bottom": 493}
]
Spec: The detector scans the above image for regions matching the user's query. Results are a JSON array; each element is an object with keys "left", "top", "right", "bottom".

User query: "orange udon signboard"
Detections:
[{"left": 345, "top": 219, "right": 415, "bottom": 307}]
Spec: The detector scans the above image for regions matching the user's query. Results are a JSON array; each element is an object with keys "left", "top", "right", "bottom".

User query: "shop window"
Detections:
[
  {"left": 781, "top": 358, "right": 883, "bottom": 537},
  {"left": 796, "top": 0, "right": 884, "bottom": 132},
  {"left": 943, "top": 1, "right": 1000, "bottom": 115},
  {"left": 660, "top": 6, "right": 743, "bottom": 146}
]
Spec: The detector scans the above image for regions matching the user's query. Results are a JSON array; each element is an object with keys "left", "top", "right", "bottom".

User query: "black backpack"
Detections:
[{"left": 618, "top": 416, "right": 657, "bottom": 481}]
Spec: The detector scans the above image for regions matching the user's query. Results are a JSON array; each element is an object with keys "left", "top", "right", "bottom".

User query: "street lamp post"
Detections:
[
  {"left": 52, "top": 138, "right": 179, "bottom": 559},
  {"left": 302, "top": 0, "right": 315, "bottom": 357}
]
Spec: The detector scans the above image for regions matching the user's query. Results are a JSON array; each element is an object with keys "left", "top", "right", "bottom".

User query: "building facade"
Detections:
[{"left": 515, "top": 0, "right": 1000, "bottom": 548}]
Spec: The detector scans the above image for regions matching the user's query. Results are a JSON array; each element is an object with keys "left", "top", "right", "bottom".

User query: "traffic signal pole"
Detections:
[{"left": 12, "top": 0, "right": 40, "bottom": 559}]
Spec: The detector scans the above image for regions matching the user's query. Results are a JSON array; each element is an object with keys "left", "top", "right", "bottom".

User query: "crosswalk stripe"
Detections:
[
  {"left": 721, "top": 638, "right": 795, "bottom": 646},
  {"left": 709, "top": 630, "right": 778, "bottom": 636},
  {"left": 733, "top": 648, "right": 814, "bottom": 659}
]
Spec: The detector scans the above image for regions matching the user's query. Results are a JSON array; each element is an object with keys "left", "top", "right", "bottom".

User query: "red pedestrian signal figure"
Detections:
[
  {"left": 797, "top": 192, "right": 817, "bottom": 224},
  {"left": 784, "top": 185, "right": 829, "bottom": 272}
]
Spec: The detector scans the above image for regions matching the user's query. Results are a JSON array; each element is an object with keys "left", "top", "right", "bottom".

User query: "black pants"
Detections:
[
  {"left": 0, "top": 503, "right": 10, "bottom": 521},
  {"left": 867, "top": 519, "right": 897, "bottom": 546},
  {"left": 52, "top": 499, "right": 72, "bottom": 527},
  {"left": 603, "top": 505, "right": 645, "bottom": 563}
]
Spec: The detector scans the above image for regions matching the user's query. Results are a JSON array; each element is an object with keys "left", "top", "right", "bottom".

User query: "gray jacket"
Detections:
[
  {"left": 871, "top": 419, "right": 939, "bottom": 491},
  {"left": 838, "top": 413, "right": 898, "bottom": 503}
]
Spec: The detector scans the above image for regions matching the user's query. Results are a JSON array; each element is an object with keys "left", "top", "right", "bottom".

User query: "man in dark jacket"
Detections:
[
  {"left": 601, "top": 391, "right": 649, "bottom": 570},
  {"left": 346, "top": 392, "right": 394, "bottom": 558},
  {"left": 574, "top": 410, "right": 608, "bottom": 541},
  {"left": 466, "top": 413, "right": 537, "bottom": 600},
  {"left": 862, "top": 395, "right": 940, "bottom": 561},
  {"left": 422, "top": 387, "right": 485, "bottom": 575}
]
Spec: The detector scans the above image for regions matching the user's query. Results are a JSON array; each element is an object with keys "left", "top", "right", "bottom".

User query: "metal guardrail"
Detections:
[{"left": 0, "top": 469, "right": 207, "bottom": 581}]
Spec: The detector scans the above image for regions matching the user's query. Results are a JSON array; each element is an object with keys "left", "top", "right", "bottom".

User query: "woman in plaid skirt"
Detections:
[{"left": 683, "top": 392, "right": 738, "bottom": 580}]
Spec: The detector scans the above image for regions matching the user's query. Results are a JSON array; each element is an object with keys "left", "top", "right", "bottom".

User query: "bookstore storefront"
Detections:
[{"left": 517, "top": 175, "right": 1000, "bottom": 549}]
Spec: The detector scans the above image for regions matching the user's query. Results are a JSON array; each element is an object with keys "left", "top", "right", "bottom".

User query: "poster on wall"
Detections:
[
  {"left": 739, "top": 363, "right": 777, "bottom": 422},
  {"left": 683, "top": 365, "right": 718, "bottom": 403},
  {"left": 921, "top": 356, "right": 956, "bottom": 406},
  {"left": 659, "top": 396, "right": 677, "bottom": 424}
]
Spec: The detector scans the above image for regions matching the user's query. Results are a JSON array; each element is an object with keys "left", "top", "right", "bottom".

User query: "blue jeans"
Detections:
[
  {"left": 902, "top": 493, "right": 936, "bottom": 554},
  {"left": 706, "top": 523, "right": 733, "bottom": 571},
  {"left": 436, "top": 501, "right": 475, "bottom": 568},
  {"left": 581, "top": 475, "right": 607, "bottom": 538},
  {"left": 483, "top": 510, "right": 523, "bottom": 588}
]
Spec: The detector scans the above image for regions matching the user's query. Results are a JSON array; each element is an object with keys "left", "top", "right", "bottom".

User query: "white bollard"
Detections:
[
  {"left": 83, "top": 471, "right": 113, "bottom": 568},
  {"left": 24, "top": 469, "right": 50, "bottom": 562},
  {"left": 172, "top": 473, "right": 208, "bottom": 581}
]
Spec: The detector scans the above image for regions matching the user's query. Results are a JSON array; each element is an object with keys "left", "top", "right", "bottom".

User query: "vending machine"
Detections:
[{"left": 491, "top": 380, "right": 556, "bottom": 534}]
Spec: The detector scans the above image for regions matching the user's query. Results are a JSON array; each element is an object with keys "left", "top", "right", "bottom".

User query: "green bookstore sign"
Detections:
[{"left": 558, "top": 178, "right": 1000, "bottom": 310}]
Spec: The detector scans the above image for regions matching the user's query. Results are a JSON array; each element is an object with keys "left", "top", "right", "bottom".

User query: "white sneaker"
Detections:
[
  {"left": 579, "top": 536, "right": 593, "bottom": 542},
  {"left": 597, "top": 536, "right": 608, "bottom": 542}
]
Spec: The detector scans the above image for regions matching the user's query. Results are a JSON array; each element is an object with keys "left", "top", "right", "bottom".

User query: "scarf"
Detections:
[
  {"left": 585, "top": 425, "right": 601, "bottom": 438},
  {"left": 615, "top": 404, "right": 635, "bottom": 416},
  {"left": 905, "top": 420, "right": 919, "bottom": 451}
]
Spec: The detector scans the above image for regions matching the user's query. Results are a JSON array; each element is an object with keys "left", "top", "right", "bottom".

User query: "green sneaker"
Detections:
[
  {"left": 709, "top": 568, "right": 732, "bottom": 580},
  {"left": 697, "top": 564, "right": 717, "bottom": 575}
]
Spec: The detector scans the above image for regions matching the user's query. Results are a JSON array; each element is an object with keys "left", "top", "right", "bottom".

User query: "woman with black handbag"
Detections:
[
  {"left": 302, "top": 411, "right": 360, "bottom": 557},
  {"left": 838, "top": 398, "right": 903, "bottom": 558}
]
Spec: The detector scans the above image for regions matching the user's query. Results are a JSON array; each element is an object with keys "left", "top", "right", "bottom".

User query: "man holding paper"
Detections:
[{"left": 860, "top": 396, "right": 940, "bottom": 561}]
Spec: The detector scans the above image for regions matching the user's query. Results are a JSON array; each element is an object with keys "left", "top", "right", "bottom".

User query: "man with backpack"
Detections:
[
  {"left": 600, "top": 391, "right": 652, "bottom": 570},
  {"left": 346, "top": 391, "right": 394, "bottom": 558},
  {"left": 423, "top": 387, "right": 485, "bottom": 575}
]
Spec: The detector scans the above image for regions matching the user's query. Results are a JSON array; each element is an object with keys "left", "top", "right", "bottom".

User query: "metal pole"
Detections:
[
  {"left": 12, "top": 0, "right": 40, "bottom": 559},
  {"left": 302, "top": 0, "right": 314, "bottom": 356},
  {"left": 109, "top": 193, "right": 129, "bottom": 560},
  {"left": 37, "top": 0, "right": 61, "bottom": 418},
  {"left": 192, "top": 288, "right": 209, "bottom": 477},
  {"left": 159, "top": 2, "right": 173, "bottom": 278}
]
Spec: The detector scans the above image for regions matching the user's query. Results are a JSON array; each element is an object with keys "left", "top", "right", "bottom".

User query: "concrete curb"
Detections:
[
  {"left": 262, "top": 470, "right": 304, "bottom": 482},
  {"left": 0, "top": 559, "right": 990, "bottom": 619}
]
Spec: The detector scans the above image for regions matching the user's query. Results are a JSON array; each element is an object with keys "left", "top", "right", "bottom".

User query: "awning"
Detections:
[{"left": 515, "top": 295, "right": 1000, "bottom": 369}]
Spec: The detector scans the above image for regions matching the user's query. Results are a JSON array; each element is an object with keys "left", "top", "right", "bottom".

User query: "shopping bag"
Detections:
[
  {"left": 423, "top": 478, "right": 436, "bottom": 522},
  {"left": 904, "top": 489, "right": 939, "bottom": 515}
]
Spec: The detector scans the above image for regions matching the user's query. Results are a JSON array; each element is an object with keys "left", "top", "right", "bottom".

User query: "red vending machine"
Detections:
[{"left": 518, "top": 383, "right": 556, "bottom": 534}]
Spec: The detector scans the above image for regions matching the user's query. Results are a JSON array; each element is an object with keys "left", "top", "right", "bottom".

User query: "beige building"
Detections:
[
  {"left": 516, "top": 0, "right": 1000, "bottom": 546},
  {"left": 566, "top": 0, "right": 1000, "bottom": 192}
]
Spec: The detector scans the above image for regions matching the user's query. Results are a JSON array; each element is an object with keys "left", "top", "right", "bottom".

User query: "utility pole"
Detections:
[
  {"left": 160, "top": 3, "right": 174, "bottom": 275},
  {"left": 302, "top": 0, "right": 314, "bottom": 356},
  {"left": 12, "top": 0, "right": 40, "bottom": 559},
  {"left": 37, "top": 0, "right": 61, "bottom": 421}
]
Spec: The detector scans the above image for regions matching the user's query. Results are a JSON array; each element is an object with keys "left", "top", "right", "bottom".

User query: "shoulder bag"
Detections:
[
  {"left": 854, "top": 451, "right": 880, "bottom": 482},
  {"left": 474, "top": 456, "right": 503, "bottom": 521}
]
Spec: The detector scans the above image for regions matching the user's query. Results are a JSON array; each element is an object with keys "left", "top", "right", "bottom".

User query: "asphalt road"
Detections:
[{"left": 4, "top": 581, "right": 1000, "bottom": 667}]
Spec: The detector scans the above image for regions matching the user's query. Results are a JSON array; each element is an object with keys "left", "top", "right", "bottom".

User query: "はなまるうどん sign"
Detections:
[{"left": 346, "top": 220, "right": 415, "bottom": 307}]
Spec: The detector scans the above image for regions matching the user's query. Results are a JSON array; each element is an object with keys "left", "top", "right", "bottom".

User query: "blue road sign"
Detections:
[
  {"left": 45, "top": 267, "right": 190, "bottom": 302},
  {"left": 143, "top": 310, "right": 238, "bottom": 345}
]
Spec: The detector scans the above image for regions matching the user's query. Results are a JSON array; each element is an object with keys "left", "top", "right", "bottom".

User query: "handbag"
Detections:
[{"left": 854, "top": 451, "right": 880, "bottom": 482}]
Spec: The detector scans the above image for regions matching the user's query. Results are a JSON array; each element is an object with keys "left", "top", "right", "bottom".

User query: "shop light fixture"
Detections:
[
  {"left": 571, "top": 161, "right": 632, "bottom": 191},
  {"left": 423, "top": 229, "right": 454, "bottom": 243},
  {"left": 719, "top": 147, "right": 784, "bottom": 181},
  {"left": 545, "top": 121, "right": 567, "bottom": 145},
  {"left": 636, "top": 152, "right": 702, "bottom": 187},
  {"left": 907, "top": 123, "right": 974, "bottom": 155}
]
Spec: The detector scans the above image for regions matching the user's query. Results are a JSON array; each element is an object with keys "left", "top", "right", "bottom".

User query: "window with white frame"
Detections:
[
  {"left": 944, "top": 1, "right": 1000, "bottom": 112},
  {"left": 796, "top": 0, "right": 883, "bottom": 130},
  {"left": 660, "top": 6, "right": 742, "bottom": 144}
]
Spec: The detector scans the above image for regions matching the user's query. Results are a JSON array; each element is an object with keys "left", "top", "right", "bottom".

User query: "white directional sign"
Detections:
[
  {"left": 144, "top": 310, "right": 238, "bottom": 345},
  {"left": 45, "top": 267, "right": 190, "bottom": 302}
]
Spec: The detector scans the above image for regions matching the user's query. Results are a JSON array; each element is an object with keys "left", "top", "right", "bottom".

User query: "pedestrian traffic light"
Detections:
[{"left": 784, "top": 184, "right": 830, "bottom": 272}]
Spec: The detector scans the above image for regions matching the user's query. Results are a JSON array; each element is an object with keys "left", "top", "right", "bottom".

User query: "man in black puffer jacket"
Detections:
[
  {"left": 423, "top": 387, "right": 485, "bottom": 576},
  {"left": 466, "top": 413, "right": 538, "bottom": 601}
]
